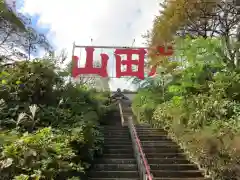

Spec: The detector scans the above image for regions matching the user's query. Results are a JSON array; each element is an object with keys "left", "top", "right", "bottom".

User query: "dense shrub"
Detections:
[
  {"left": 0, "top": 59, "right": 111, "bottom": 179},
  {"left": 0, "top": 127, "right": 83, "bottom": 179},
  {"left": 132, "top": 38, "right": 240, "bottom": 180},
  {"left": 152, "top": 93, "right": 240, "bottom": 179}
]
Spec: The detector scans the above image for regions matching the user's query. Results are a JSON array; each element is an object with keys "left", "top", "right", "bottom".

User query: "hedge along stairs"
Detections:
[
  {"left": 87, "top": 100, "right": 211, "bottom": 180},
  {"left": 135, "top": 124, "right": 211, "bottom": 180},
  {"left": 120, "top": 99, "right": 211, "bottom": 180},
  {"left": 87, "top": 110, "right": 139, "bottom": 180}
]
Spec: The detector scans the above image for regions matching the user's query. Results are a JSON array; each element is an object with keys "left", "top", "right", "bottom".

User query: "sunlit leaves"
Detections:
[{"left": 146, "top": 0, "right": 219, "bottom": 66}]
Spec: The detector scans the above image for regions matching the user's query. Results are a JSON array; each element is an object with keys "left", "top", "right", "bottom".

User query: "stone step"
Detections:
[
  {"left": 137, "top": 133, "right": 168, "bottom": 136},
  {"left": 104, "top": 128, "right": 129, "bottom": 131},
  {"left": 89, "top": 178, "right": 139, "bottom": 180},
  {"left": 93, "top": 164, "right": 137, "bottom": 171},
  {"left": 136, "top": 128, "right": 165, "bottom": 130},
  {"left": 151, "top": 170, "right": 204, "bottom": 178},
  {"left": 147, "top": 158, "right": 190, "bottom": 164},
  {"left": 102, "top": 153, "right": 135, "bottom": 159},
  {"left": 103, "top": 124, "right": 123, "bottom": 126},
  {"left": 104, "top": 135, "right": 130, "bottom": 138},
  {"left": 104, "top": 137, "right": 131, "bottom": 140},
  {"left": 102, "top": 125, "right": 123, "bottom": 128},
  {"left": 141, "top": 141, "right": 178, "bottom": 146},
  {"left": 102, "top": 125, "right": 125, "bottom": 126},
  {"left": 103, "top": 148, "right": 134, "bottom": 154},
  {"left": 141, "top": 140, "right": 175, "bottom": 143},
  {"left": 141, "top": 140, "right": 177, "bottom": 144},
  {"left": 104, "top": 143, "right": 132, "bottom": 146},
  {"left": 142, "top": 144, "right": 180, "bottom": 148},
  {"left": 104, "top": 140, "right": 132, "bottom": 145},
  {"left": 146, "top": 153, "right": 186, "bottom": 158},
  {"left": 138, "top": 136, "right": 170, "bottom": 140},
  {"left": 103, "top": 141, "right": 132, "bottom": 144},
  {"left": 104, "top": 132, "right": 130, "bottom": 135},
  {"left": 153, "top": 178, "right": 210, "bottom": 180},
  {"left": 104, "top": 145, "right": 133, "bottom": 149},
  {"left": 135, "top": 124, "right": 151, "bottom": 127},
  {"left": 123, "top": 108, "right": 131, "bottom": 112},
  {"left": 122, "top": 108, "right": 131, "bottom": 111},
  {"left": 104, "top": 132, "right": 129, "bottom": 135},
  {"left": 136, "top": 130, "right": 165, "bottom": 133},
  {"left": 104, "top": 130, "right": 129, "bottom": 133},
  {"left": 104, "top": 138, "right": 132, "bottom": 142},
  {"left": 143, "top": 147, "right": 183, "bottom": 153},
  {"left": 138, "top": 134, "right": 168, "bottom": 137},
  {"left": 139, "top": 139, "right": 174, "bottom": 143},
  {"left": 95, "top": 158, "right": 136, "bottom": 164},
  {"left": 103, "top": 126, "right": 128, "bottom": 128},
  {"left": 136, "top": 128, "right": 164, "bottom": 131},
  {"left": 88, "top": 171, "right": 139, "bottom": 178},
  {"left": 122, "top": 122, "right": 128, "bottom": 125},
  {"left": 102, "top": 122, "right": 122, "bottom": 124},
  {"left": 149, "top": 164, "right": 200, "bottom": 171}
]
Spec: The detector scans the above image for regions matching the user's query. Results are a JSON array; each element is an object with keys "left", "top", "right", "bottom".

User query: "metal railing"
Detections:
[
  {"left": 118, "top": 102, "right": 153, "bottom": 180},
  {"left": 118, "top": 102, "right": 125, "bottom": 126}
]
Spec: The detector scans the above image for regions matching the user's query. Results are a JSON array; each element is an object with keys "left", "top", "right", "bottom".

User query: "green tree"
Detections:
[
  {"left": 0, "top": 0, "right": 52, "bottom": 63},
  {"left": 132, "top": 37, "right": 240, "bottom": 179},
  {"left": 145, "top": 0, "right": 240, "bottom": 68}
]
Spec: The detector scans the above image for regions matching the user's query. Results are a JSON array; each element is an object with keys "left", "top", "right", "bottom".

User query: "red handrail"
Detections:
[
  {"left": 131, "top": 122, "right": 153, "bottom": 180},
  {"left": 119, "top": 102, "right": 152, "bottom": 180}
]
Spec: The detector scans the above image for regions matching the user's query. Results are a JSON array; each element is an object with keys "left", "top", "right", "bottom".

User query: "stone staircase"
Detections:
[
  {"left": 87, "top": 114, "right": 139, "bottom": 180},
  {"left": 135, "top": 124, "right": 211, "bottom": 180},
  {"left": 87, "top": 103, "right": 212, "bottom": 180}
]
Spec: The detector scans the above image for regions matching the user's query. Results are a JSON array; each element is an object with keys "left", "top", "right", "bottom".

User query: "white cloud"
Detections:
[{"left": 20, "top": 0, "right": 160, "bottom": 91}]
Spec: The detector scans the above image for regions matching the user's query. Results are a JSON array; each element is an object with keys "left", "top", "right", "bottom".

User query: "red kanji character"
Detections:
[
  {"left": 115, "top": 48, "right": 146, "bottom": 80},
  {"left": 148, "top": 45, "right": 173, "bottom": 77},
  {"left": 157, "top": 45, "right": 173, "bottom": 56},
  {"left": 72, "top": 47, "right": 109, "bottom": 78},
  {"left": 72, "top": 55, "right": 80, "bottom": 78}
]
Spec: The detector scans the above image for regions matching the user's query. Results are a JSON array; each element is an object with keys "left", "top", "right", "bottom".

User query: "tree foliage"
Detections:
[
  {"left": 0, "top": 57, "right": 114, "bottom": 179},
  {"left": 132, "top": 37, "right": 240, "bottom": 179},
  {"left": 133, "top": 2, "right": 240, "bottom": 178},
  {"left": 0, "top": 0, "right": 26, "bottom": 30},
  {"left": 0, "top": 0, "right": 52, "bottom": 63},
  {"left": 147, "top": 0, "right": 240, "bottom": 68}
]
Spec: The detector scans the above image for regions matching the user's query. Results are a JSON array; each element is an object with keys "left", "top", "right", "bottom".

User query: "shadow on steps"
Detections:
[{"left": 56, "top": 109, "right": 124, "bottom": 180}]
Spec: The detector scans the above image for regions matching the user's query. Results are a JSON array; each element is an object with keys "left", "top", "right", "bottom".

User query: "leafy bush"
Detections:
[
  {"left": 132, "top": 37, "right": 240, "bottom": 179},
  {"left": 152, "top": 95, "right": 240, "bottom": 179},
  {"left": 0, "top": 59, "right": 110, "bottom": 179},
  {"left": 0, "top": 60, "right": 62, "bottom": 105},
  {"left": 0, "top": 127, "right": 83, "bottom": 179}
]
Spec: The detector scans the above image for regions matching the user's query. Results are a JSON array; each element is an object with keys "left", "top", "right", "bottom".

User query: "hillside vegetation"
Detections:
[
  {"left": 132, "top": 0, "right": 240, "bottom": 179},
  {"left": 0, "top": 2, "right": 117, "bottom": 179},
  {"left": 0, "top": 59, "right": 114, "bottom": 180}
]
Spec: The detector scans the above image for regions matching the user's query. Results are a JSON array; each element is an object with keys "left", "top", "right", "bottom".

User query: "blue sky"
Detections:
[
  {"left": 30, "top": 16, "right": 50, "bottom": 35},
  {"left": 12, "top": 0, "right": 160, "bottom": 90},
  {"left": 12, "top": 0, "right": 56, "bottom": 56}
]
